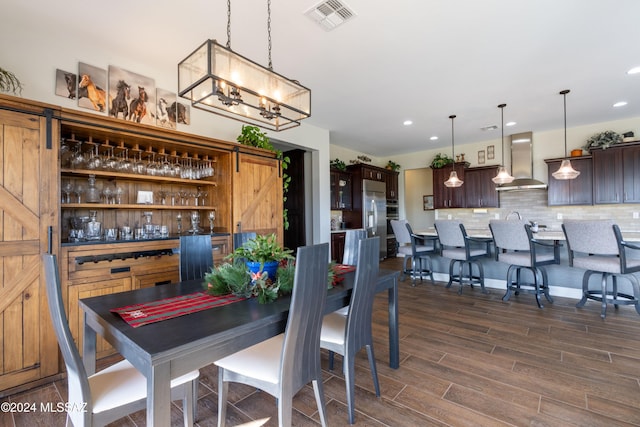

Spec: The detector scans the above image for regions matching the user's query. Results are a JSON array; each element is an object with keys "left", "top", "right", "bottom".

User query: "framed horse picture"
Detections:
[
  {"left": 108, "top": 65, "right": 156, "bottom": 126},
  {"left": 78, "top": 63, "right": 107, "bottom": 114},
  {"left": 156, "top": 88, "right": 177, "bottom": 129}
]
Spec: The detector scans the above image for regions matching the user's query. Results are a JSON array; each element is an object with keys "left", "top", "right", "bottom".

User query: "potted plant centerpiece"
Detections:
[{"left": 227, "top": 233, "right": 294, "bottom": 281}]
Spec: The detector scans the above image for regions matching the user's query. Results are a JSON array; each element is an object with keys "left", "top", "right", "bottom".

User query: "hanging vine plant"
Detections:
[{"left": 237, "top": 125, "right": 291, "bottom": 229}]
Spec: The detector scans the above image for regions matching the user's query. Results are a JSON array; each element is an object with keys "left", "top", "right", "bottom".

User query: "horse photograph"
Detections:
[
  {"left": 77, "top": 62, "right": 107, "bottom": 113},
  {"left": 168, "top": 101, "right": 189, "bottom": 126},
  {"left": 108, "top": 65, "right": 155, "bottom": 125},
  {"left": 155, "top": 88, "right": 176, "bottom": 129},
  {"left": 54, "top": 69, "right": 77, "bottom": 99}
]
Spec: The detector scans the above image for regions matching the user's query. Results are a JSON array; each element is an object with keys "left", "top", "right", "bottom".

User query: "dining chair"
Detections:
[
  {"left": 321, "top": 236, "right": 381, "bottom": 424},
  {"left": 342, "top": 229, "right": 368, "bottom": 265},
  {"left": 233, "top": 231, "right": 257, "bottom": 250},
  {"left": 489, "top": 219, "right": 561, "bottom": 308},
  {"left": 390, "top": 219, "right": 437, "bottom": 285},
  {"left": 43, "top": 253, "right": 200, "bottom": 427},
  {"left": 214, "top": 243, "right": 330, "bottom": 427},
  {"left": 434, "top": 219, "right": 492, "bottom": 294},
  {"left": 179, "top": 234, "right": 214, "bottom": 281},
  {"left": 562, "top": 220, "right": 640, "bottom": 318}
]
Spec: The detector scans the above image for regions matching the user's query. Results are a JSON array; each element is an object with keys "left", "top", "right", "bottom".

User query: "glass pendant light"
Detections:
[
  {"left": 444, "top": 115, "right": 464, "bottom": 188},
  {"left": 492, "top": 103, "right": 515, "bottom": 184},
  {"left": 552, "top": 90, "right": 580, "bottom": 180}
]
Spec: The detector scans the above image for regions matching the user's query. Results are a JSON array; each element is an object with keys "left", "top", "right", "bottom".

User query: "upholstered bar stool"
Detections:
[
  {"left": 434, "top": 220, "right": 492, "bottom": 294},
  {"left": 390, "top": 219, "right": 437, "bottom": 285},
  {"left": 489, "top": 220, "right": 561, "bottom": 308},
  {"left": 562, "top": 220, "right": 640, "bottom": 319}
]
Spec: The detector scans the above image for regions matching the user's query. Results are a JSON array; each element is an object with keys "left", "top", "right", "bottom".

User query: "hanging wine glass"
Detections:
[
  {"left": 161, "top": 154, "right": 172, "bottom": 176},
  {"left": 119, "top": 149, "right": 133, "bottom": 173},
  {"left": 70, "top": 141, "right": 86, "bottom": 169},
  {"left": 105, "top": 147, "right": 119, "bottom": 171},
  {"left": 133, "top": 151, "right": 146, "bottom": 175},
  {"left": 86, "top": 143, "right": 102, "bottom": 170},
  {"left": 146, "top": 153, "right": 159, "bottom": 176}
]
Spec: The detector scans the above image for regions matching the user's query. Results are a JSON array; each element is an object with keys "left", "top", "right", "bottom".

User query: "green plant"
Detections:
[
  {"left": 237, "top": 125, "right": 292, "bottom": 229},
  {"left": 226, "top": 233, "right": 294, "bottom": 266},
  {"left": 386, "top": 160, "right": 401, "bottom": 171},
  {"left": 330, "top": 158, "right": 347, "bottom": 171},
  {"left": 0, "top": 67, "right": 23, "bottom": 95},
  {"left": 204, "top": 261, "right": 252, "bottom": 297},
  {"left": 430, "top": 153, "right": 454, "bottom": 169},
  {"left": 583, "top": 130, "right": 623, "bottom": 151}
]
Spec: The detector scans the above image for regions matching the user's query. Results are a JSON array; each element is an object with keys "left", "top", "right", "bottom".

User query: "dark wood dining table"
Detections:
[{"left": 79, "top": 268, "right": 400, "bottom": 427}]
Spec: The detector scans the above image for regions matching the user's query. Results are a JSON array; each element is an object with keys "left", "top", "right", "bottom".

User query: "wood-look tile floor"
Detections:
[{"left": 3, "top": 257, "right": 640, "bottom": 426}]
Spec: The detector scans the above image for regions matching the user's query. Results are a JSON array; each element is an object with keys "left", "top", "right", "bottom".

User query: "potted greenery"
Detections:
[
  {"left": 583, "top": 130, "right": 623, "bottom": 151},
  {"left": 0, "top": 67, "right": 23, "bottom": 95},
  {"left": 330, "top": 158, "right": 347, "bottom": 171},
  {"left": 430, "top": 153, "right": 454, "bottom": 169},
  {"left": 226, "top": 233, "right": 294, "bottom": 281},
  {"left": 386, "top": 160, "right": 401, "bottom": 171}
]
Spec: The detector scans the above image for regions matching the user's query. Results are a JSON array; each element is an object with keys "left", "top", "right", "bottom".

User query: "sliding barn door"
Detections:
[
  {"left": 232, "top": 152, "right": 283, "bottom": 243},
  {"left": 0, "top": 105, "right": 59, "bottom": 393}
]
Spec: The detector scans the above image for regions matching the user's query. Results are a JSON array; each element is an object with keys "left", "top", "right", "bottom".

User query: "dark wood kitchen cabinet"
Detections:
[
  {"left": 545, "top": 156, "right": 593, "bottom": 206},
  {"left": 330, "top": 169, "right": 352, "bottom": 210},
  {"left": 591, "top": 143, "right": 640, "bottom": 204},
  {"left": 464, "top": 166, "right": 499, "bottom": 208},
  {"left": 386, "top": 170, "right": 399, "bottom": 200},
  {"left": 432, "top": 164, "right": 466, "bottom": 208},
  {"left": 330, "top": 231, "right": 346, "bottom": 262}
]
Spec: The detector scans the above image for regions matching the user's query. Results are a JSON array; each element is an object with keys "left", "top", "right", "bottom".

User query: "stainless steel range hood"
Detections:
[{"left": 495, "top": 131, "right": 547, "bottom": 191}]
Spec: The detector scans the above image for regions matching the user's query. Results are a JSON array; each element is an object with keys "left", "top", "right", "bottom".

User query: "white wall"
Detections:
[{"left": 0, "top": 14, "right": 333, "bottom": 245}]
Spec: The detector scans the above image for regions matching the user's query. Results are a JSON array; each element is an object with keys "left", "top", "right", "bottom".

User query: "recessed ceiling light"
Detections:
[
  {"left": 430, "top": 136, "right": 438, "bottom": 141},
  {"left": 403, "top": 120, "right": 413, "bottom": 126},
  {"left": 505, "top": 121, "right": 516, "bottom": 127},
  {"left": 613, "top": 101, "right": 628, "bottom": 107},
  {"left": 627, "top": 66, "right": 640, "bottom": 75}
]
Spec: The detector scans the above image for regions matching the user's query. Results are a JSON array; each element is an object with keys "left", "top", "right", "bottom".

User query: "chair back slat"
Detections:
[
  {"left": 179, "top": 235, "right": 214, "bottom": 281},
  {"left": 490, "top": 220, "right": 530, "bottom": 251},
  {"left": 281, "top": 243, "right": 329, "bottom": 394},
  {"left": 43, "top": 254, "right": 93, "bottom": 425},
  {"left": 346, "top": 237, "right": 380, "bottom": 351},
  {"left": 390, "top": 220, "right": 411, "bottom": 245},
  {"left": 435, "top": 220, "right": 465, "bottom": 247},
  {"left": 562, "top": 220, "right": 617, "bottom": 255},
  {"left": 342, "top": 229, "right": 368, "bottom": 265}
]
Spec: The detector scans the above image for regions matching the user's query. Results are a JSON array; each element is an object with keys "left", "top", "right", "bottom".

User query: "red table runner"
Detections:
[
  {"left": 332, "top": 264, "right": 356, "bottom": 285},
  {"left": 111, "top": 291, "right": 245, "bottom": 328}
]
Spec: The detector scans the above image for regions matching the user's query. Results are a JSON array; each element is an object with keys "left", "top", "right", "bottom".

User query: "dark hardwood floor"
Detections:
[{"left": 3, "top": 257, "right": 640, "bottom": 426}]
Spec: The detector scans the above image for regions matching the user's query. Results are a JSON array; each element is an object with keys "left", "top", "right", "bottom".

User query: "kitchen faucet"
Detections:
[{"left": 506, "top": 211, "right": 521, "bottom": 220}]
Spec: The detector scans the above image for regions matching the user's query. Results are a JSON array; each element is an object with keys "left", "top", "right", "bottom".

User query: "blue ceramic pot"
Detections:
[{"left": 246, "top": 260, "right": 279, "bottom": 281}]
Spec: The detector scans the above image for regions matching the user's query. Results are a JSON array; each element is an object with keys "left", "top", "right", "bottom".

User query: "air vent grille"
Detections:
[{"left": 304, "top": 0, "right": 356, "bottom": 31}]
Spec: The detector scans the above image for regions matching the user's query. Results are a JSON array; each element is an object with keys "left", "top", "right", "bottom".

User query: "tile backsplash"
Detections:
[{"left": 435, "top": 189, "right": 640, "bottom": 231}]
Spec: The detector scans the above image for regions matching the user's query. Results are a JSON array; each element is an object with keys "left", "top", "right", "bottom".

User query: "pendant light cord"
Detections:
[
  {"left": 267, "top": 0, "right": 273, "bottom": 70},
  {"left": 499, "top": 104, "right": 506, "bottom": 165},
  {"left": 226, "top": 0, "right": 231, "bottom": 49},
  {"left": 560, "top": 89, "right": 570, "bottom": 156},
  {"left": 450, "top": 115, "right": 456, "bottom": 171}
]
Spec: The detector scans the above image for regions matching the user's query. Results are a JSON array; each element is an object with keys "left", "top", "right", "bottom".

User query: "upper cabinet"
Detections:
[
  {"left": 464, "top": 166, "right": 499, "bottom": 208},
  {"left": 592, "top": 142, "right": 640, "bottom": 204},
  {"left": 545, "top": 156, "right": 593, "bottom": 206},
  {"left": 330, "top": 169, "right": 352, "bottom": 210},
  {"left": 385, "top": 170, "right": 399, "bottom": 201},
  {"left": 431, "top": 165, "right": 466, "bottom": 208}
]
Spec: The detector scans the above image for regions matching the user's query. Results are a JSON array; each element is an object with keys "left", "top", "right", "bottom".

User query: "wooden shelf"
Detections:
[
  {"left": 61, "top": 203, "right": 217, "bottom": 210},
  {"left": 61, "top": 168, "right": 217, "bottom": 186}
]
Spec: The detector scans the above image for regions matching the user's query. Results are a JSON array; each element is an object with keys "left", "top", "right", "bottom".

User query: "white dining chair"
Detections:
[
  {"left": 43, "top": 253, "right": 200, "bottom": 427},
  {"left": 321, "top": 236, "right": 381, "bottom": 424},
  {"left": 214, "top": 243, "right": 330, "bottom": 427}
]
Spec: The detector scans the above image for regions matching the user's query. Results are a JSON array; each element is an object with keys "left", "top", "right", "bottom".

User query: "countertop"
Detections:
[{"left": 416, "top": 228, "right": 640, "bottom": 242}]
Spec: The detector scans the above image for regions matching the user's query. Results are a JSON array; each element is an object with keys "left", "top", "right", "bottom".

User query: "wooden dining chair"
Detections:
[
  {"left": 341, "top": 229, "right": 368, "bottom": 265},
  {"left": 42, "top": 253, "right": 199, "bottom": 427},
  {"left": 179, "top": 234, "right": 214, "bottom": 281},
  {"left": 233, "top": 231, "right": 257, "bottom": 250},
  {"left": 320, "top": 236, "right": 381, "bottom": 424},
  {"left": 214, "top": 243, "right": 330, "bottom": 427}
]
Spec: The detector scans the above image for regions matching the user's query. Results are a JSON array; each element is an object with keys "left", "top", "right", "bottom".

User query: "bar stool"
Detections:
[
  {"left": 390, "top": 219, "right": 437, "bottom": 285},
  {"left": 562, "top": 220, "right": 640, "bottom": 319},
  {"left": 434, "top": 220, "right": 492, "bottom": 294},
  {"left": 489, "top": 220, "right": 561, "bottom": 308}
]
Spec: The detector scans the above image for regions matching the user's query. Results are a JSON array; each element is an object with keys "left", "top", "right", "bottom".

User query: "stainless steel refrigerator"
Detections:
[{"left": 362, "top": 179, "right": 387, "bottom": 259}]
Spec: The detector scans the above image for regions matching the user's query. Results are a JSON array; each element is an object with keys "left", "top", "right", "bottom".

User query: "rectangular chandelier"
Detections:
[{"left": 178, "top": 39, "right": 311, "bottom": 131}]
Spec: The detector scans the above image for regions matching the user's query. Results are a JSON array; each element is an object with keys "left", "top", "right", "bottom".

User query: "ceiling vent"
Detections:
[
  {"left": 304, "top": 0, "right": 356, "bottom": 31},
  {"left": 481, "top": 125, "right": 498, "bottom": 131}
]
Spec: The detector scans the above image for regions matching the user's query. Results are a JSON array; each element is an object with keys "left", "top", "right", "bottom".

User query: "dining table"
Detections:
[{"left": 79, "top": 268, "right": 400, "bottom": 427}]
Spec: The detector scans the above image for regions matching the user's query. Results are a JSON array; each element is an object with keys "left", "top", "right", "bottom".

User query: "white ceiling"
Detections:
[{"left": 6, "top": 0, "right": 640, "bottom": 157}]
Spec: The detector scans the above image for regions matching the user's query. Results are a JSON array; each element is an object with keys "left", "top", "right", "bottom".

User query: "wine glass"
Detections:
[
  {"left": 74, "top": 184, "right": 85, "bottom": 203},
  {"left": 115, "top": 186, "right": 124, "bottom": 204},
  {"left": 86, "top": 144, "right": 102, "bottom": 170},
  {"left": 70, "top": 142, "right": 86, "bottom": 169},
  {"left": 118, "top": 149, "right": 132, "bottom": 173},
  {"left": 62, "top": 181, "right": 74, "bottom": 203},
  {"left": 133, "top": 151, "right": 146, "bottom": 175}
]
